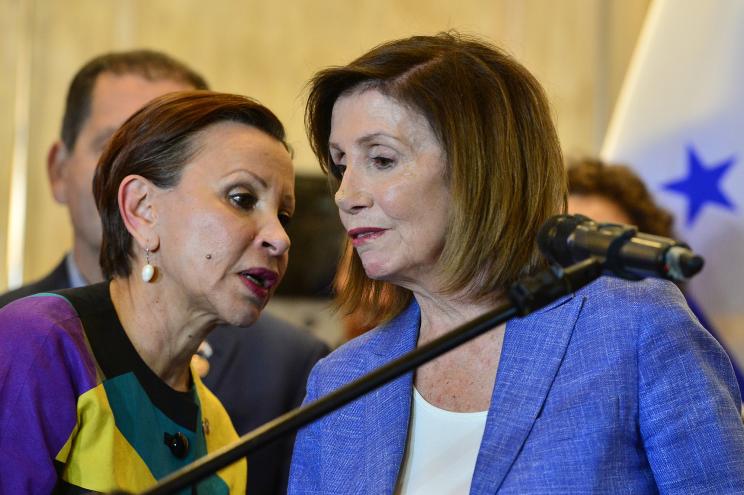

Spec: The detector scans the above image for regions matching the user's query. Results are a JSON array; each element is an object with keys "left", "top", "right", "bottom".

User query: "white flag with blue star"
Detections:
[{"left": 602, "top": 0, "right": 744, "bottom": 377}]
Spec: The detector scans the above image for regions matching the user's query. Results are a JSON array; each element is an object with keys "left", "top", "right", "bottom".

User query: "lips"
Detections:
[
  {"left": 348, "top": 227, "right": 387, "bottom": 247},
  {"left": 239, "top": 267, "right": 279, "bottom": 300}
]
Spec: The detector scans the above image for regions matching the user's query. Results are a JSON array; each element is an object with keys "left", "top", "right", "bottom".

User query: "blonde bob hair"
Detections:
[{"left": 306, "top": 32, "right": 566, "bottom": 327}]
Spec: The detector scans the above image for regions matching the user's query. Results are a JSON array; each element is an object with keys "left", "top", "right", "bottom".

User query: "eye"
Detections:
[
  {"left": 368, "top": 145, "right": 397, "bottom": 170},
  {"left": 329, "top": 148, "right": 346, "bottom": 179},
  {"left": 372, "top": 156, "right": 395, "bottom": 169},
  {"left": 229, "top": 192, "right": 258, "bottom": 211},
  {"left": 278, "top": 212, "right": 292, "bottom": 227},
  {"left": 332, "top": 163, "right": 346, "bottom": 179}
]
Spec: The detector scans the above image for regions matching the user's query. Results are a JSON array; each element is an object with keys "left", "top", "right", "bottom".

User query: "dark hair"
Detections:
[
  {"left": 567, "top": 157, "right": 674, "bottom": 237},
  {"left": 93, "top": 91, "right": 289, "bottom": 280},
  {"left": 61, "top": 49, "right": 209, "bottom": 150},
  {"left": 306, "top": 32, "right": 565, "bottom": 326}
]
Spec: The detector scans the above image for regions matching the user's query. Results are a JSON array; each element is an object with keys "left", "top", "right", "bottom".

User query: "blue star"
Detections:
[{"left": 662, "top": 146, "right": 736, "bottom": 227}]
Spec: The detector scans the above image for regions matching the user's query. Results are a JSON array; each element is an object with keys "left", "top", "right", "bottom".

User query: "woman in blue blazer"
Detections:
[{"left": 289, "top": 32, "right": 744, "bottom": 494}]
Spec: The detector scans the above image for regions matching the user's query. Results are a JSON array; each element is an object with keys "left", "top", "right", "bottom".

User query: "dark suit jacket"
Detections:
[
  {"left": 0, "top": 258, "right": 330, "bottom": 495},
  {"left": 0, "top": 258, "right": 71, "bottom": 307}
]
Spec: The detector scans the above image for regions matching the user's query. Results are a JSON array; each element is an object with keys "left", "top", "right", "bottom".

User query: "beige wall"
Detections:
[
  {"left": 0, "top": 0, "right": 18, "bottom": 290},
  {"left": 0, "top": 0, "right": 649, "bottom": 291}
]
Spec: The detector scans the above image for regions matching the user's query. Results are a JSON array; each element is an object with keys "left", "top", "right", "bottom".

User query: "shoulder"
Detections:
[
  {"left": 565, "top": 276, "right": 705, "bottom": 362},
  {"left": 307, "top": 302, "right": 420, "bottom": 393},
  {"left": 515, "top": 276, "right": 704, "bottom": 383},
  {"left": 0, "top": 294, "right": 95, "bottom": 424},
  {"left": 570, "top": 277, "right": 733, "bottom": 390},
  {"left": 0, "top": 293, "right": 81, "bottom": 341},
  {"left": 574, "top": 276, "right": 690, "bottom": 326},
  {"left": 0, "top": 294, "right": 90, "bottom": 384},
  {"left": 0, "top": 259, "right": 69, "bottom": 309},
  {"left": 577, "top": 275, "right": 683, "bottom": 304}
]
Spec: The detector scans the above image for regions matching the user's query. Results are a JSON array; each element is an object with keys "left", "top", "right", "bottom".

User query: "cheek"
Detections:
[
  {"left": 277, "top": 252, "right": 290, "bottom": 279},
  {"left": 378, "top": 172, "right": 449, "bottom": 229},
  {"left": 169, "top": 209, "right": 237, "bottom": 266},
  {"left": 69, "top": 159, "right": 98, "bottom": 197},
  {"left": 378, "top": 177, "right": 418, "bottom": 221}
]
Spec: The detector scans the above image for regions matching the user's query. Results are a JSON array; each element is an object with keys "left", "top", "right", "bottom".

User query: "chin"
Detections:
[
  {"left": 216, "top": 301, "right": 261, "bottom": 328},
  {"left": 224, "top": 311, "right": 260, "bottom": 328},
  {"left": 365, "top": 269, "right": 402, "bottom": 285},
  {"left": 361, "top": 259, "right": 392, "bottom": 280}
]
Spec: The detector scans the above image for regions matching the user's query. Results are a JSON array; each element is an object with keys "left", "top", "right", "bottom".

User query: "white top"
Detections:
[{"left": 395, "top": 387, "right": 488, "bottom": 495}]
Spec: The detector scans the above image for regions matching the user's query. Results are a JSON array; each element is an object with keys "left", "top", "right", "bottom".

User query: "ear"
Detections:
[
  {"left": 47, "top": 141, "right": 70, "bottom": 204},
  {"left": 118, "top": 175, "right": 161, "bottom": 253}
]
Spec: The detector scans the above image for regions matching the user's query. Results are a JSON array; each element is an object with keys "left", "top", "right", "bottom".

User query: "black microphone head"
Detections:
[
  {"left": 537, "top": 214, "right": 590, "bottom": 266},
  {"left": 678, "top": 252, "right": 705, "bottom": 278},
  {"left": 662, "top": 245, "right": 705, "bottom": 281}
]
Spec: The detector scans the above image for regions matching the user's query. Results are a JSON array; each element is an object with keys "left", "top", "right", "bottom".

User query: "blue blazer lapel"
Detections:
[
  {"left": 361, "top": 303, "right": 420, "bottom": 494},
  {"left": 470, "top": 294, "right": 583, "bottom": 494}
]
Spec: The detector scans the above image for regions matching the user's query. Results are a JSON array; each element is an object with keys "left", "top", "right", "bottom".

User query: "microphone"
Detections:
[{"left": 537, "top": 214, "right": 704, "bottom": 282}]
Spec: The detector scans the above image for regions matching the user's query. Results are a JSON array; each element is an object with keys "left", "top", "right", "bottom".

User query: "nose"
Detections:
[
  {"left": 257, "top": 216, "right": 291, "bottom": 257},
  {"left": 335, "top": 163, "right": 372, "bottom": 214}
]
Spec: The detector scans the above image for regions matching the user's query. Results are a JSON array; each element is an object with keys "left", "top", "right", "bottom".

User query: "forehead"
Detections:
[
  {"left": 85, "top": 72, "right": 192, "bottom": 129},
  {"left": 330, "top": 88, "right": 434, "bottom": 143},
  {"left": 567, "top": 194, "right": 632, "bottom": 225},
  {"left": 184, "top": 121, "right": 294, "bottom": 192}
]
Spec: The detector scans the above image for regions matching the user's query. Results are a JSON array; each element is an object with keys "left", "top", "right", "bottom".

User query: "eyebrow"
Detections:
[
  {"left": 226, "top": 169, "right": 268, "bottom": 189},
  {"left": 329, "top": 132, "right": 401, "bottom": 151}
]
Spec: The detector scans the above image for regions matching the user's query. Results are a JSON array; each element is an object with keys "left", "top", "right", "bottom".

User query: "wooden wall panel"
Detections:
[
  {"left": 21, "top": 1, "right": 127, "bottom": 283},
  {"left": 0, "top": 0, "right": 20, "bottom": 291},
  {"left": 0, "top": 0, "right": 649, "bottom": 288}
]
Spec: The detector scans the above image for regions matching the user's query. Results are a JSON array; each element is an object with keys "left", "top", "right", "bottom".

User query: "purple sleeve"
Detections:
[{"left": 0, "top": 295, "right": 97, "bottom": 494}]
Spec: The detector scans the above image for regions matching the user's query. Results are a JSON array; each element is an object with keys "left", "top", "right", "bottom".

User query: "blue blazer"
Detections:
[{"left": 289, "top": 277, "right": 744, "bottom": 494}]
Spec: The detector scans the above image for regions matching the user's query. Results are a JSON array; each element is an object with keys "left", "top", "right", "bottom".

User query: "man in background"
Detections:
[{"left": 0, "top": 50, "right": 328, "bottom": 494}]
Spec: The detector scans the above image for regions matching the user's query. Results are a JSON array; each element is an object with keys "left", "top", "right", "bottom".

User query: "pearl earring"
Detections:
[{"left": 141, "top": 247, "right": 156, "bottom": 283}]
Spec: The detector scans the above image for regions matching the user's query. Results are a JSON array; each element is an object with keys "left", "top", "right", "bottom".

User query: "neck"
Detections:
[
  {"left": 109, "top": 276, "right": 216, "bottom": 391},
  {"left": 413, "top": 287, "right": 502, "bottom": 342},
  {"left": 72, "top": 240, "right": 104, "bottom": 284},
  {"left": 411, "top": 287, "right": 507, "bottom": 412}
]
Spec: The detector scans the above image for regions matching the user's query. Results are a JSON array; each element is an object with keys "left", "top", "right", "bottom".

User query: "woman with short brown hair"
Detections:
[
  {"left": 289, "top": 33, "right": 744, "bottom": 493},
  {"left": 0, "top": 91, "right": 295, "bottom": 493},
  {"left": 307, "top": 32, "right": 565, "bottom": 329}
]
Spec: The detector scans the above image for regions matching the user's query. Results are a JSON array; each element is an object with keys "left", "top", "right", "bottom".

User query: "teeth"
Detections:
[{"left": 243, "top": 273, "right": 267, "bottom": 288}]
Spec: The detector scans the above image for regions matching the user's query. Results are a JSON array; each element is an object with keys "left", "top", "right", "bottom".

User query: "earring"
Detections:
[{"left": 141, "top": 247, "right": 156, "bottom": 283}]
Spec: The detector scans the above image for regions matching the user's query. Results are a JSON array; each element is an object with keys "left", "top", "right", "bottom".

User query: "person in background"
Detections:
[
  {"left": 567, "top": 157, "right": 674, "bottom": 236},
  {"left": 567, "top": 156, "right": 744, "bottom": 396},
  {"left": 0, "top": 50, "right": 327, "bottom": 495},
  {"left": 289, "top": 32, "right": 744, "bottom": 493}
]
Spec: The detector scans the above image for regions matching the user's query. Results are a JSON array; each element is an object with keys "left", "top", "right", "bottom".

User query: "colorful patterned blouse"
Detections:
[{"left": 0, "top": 282, "right": 246, "bottom": 494}]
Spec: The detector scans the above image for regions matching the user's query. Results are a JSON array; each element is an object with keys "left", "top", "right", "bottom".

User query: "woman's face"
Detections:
[
  {"left": 567, "top": 194, "right": 632, "bottom": 225},
  {"left": 153, "top": 121, "right": 294, "bottom": 327},
  {"left": 329, "top": 88, "right": 451, "bottom": 292}
]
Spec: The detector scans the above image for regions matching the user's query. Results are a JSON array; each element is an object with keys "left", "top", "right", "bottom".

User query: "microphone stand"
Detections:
[{"left": 117, "top": 258, "right": 604, "bottom": 495}]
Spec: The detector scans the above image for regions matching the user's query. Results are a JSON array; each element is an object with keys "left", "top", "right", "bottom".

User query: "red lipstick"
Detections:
[
  {"left": 348, "top": 227, "right": 387, "bottom": 247},
  {"left": 239, "top": 268, "right": 279, "bottom": 300}
]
